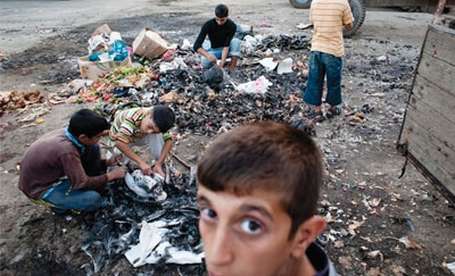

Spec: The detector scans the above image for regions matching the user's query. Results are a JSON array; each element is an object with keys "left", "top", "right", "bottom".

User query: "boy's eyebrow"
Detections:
[
  {"left": 196, "top": 194, "right": 210, "bottom": 205},
  {"left": 239, "top": 204, "right": 274, "bottom": 222}
]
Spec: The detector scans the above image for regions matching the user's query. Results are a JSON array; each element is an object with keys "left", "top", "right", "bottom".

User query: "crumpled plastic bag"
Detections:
[
  {"left": 124, "top": 170, "right": 167, "bottom": 201},
  {"left": 125, "top": 220, "right": 204, "bottom": 267},
  {"left": 203, "top": 66, "right": 224, "bottom": 91},
  {"left": 237, "top": 76, "right": 272, "bottom": 94}
]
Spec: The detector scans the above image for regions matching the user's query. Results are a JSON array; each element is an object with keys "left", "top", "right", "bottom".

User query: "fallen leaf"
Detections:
[
  {"left": 368, "top": 198, "right": 382, "bottom": 208},
  {"left": 338, "top": 256, "right": 352, "bottom": 270},
  {"left": 159, "top": 91, "right": 182, "bottom": 104},
  {"left": 334, "top": 240, "right": 344, "bottom": 248},
  {"left": 348, "top": 220, "right": 365, "bottom": 236},
  {"left": 399, "top": 236, "right": 423, "bottom": 250},
  {"left": 390, "top": 264, "right": 406, "bottom": 276},
  {"left": 367, "top": 267, "right": 383, "bottom": 276},
  {"left": 35, "top": 117, "right": 45, "bottom": 124},
  {"left": 367, "top": 250, "right": 384, "bottom": 262}
]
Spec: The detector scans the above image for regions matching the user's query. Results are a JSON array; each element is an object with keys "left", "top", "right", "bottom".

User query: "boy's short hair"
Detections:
[
  {"left": 68, "top": 109, "right": 110, "bottom": 138},
  {"left": 197, "top": 121, "right": 323, "bottom": 236},
  {"left": 152, "top": 105, "right": 175, "bottom": 133},
  {"left": 215, "top": 4, "right": 229, "bottom": 18}
]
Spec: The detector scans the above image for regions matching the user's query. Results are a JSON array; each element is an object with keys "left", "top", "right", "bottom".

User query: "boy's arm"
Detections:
[
  {"left": 194, "top": 23, "right": 216, "bottom": 64},
  {"left": 61, "top": 153, "right": 124, "bottom": 190},
  {"left": 153, "top": 139, "right": 172, "bottom": 177},
  {"left": 219, "top": 47, "right": 229, "bottom": 67},
  {"left": 342, "top": 2, "right": 354, "bottom": 30},
  {"left": 115, "top": 140, "right": 152, "bottom": 175}
]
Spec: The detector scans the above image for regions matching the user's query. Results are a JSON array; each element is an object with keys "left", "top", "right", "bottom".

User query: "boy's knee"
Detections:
[
  {"left": 82, "top": 191, "right": 104, "bottom": 211},
  {"left": 229, "top": 38, "right": 241, "bottom": 57},
  {"left": 201, "top": 57, "right": 214, "bottom": 69}
]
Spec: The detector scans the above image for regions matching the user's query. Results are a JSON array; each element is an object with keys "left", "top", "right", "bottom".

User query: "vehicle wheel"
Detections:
[
  {"left": 343, "top": 0, "right": 366, "bottom": 37},
  {"left": 289, "top": 0, "right": 312, "bottom": 9}
]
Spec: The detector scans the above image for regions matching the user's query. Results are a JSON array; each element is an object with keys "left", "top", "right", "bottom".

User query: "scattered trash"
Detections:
[
  {"left": 125, "top": 170, "right": 167, "bottom": 201},
  {"left": 445, "top": 261, "right": 455, "bottom": 274},
  {"left": 133, "top": 28, "right": 169, "bottom": 59},
  {"left": 259, "top": 57, "right": 278, "bottom": 72},
  {"left": 124, "top": 219, "right": 203, "bottom": 267},
  {"left": 296, "top": 23, "right": 313, "bottom": 30},
  {"left": 277, "top": 57, "right": 293, "bottom": 75},
  {"left": 58, "top": 79, "right": 93, "bottom": 97},
  {"left": 0, "top": 90, "right": 45, "bottom": 115},
  {"left": 237, "top": 76, "right": 272, "bottom": 94},
  {"left": 203, "top": 66, "right": 224, "bottom": 91},
  {"left": 180, "top": 39, "right": 192, "bottom": 51},
  {"left": 81, "top": 167, "right": 203, "bottom": 274},
  {"left": 78, "top": 25, "right": 132, "bottom": 80}
]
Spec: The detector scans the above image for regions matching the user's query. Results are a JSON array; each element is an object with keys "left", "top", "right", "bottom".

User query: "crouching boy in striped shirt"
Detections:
[
  {"left": 109, "top": 105, "right": 175, "bottom": 177},
  {"left": 303, "top": 0, "right": 353, "bottom": 122}
]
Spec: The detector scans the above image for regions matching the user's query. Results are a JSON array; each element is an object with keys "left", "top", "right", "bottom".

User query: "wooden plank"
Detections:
[
  {"left": 407, "top": 96, "right": 455, "bottom": 149},
  {"left": 407, "top": 153, "right": 455, "bottom": 203},
  {"left": 405, "top": 118, "right": 455, "bottom": 194},
  {"left": 417, "top": 52, "right": 455, "bottom": 94},
  {"left": 411, "top": 75, "right": 455, "bottom": 126},
  {"left": 423, "top": 25, "right": 455, "bottom": 66}
]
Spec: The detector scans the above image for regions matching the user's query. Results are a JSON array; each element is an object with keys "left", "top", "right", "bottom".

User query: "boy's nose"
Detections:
[{"left": 207, "top": 226, "right": 234, "bottom": 267}]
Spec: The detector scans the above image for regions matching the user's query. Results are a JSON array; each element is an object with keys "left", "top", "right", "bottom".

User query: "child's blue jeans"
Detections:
[
  {"left": 41, "top": 180, "right": 107, "bottom": 212},
  {"left": 303, "top": 51, "right": 343, "bottom": 107},
  {"left": 201, "top": 38, "right": 241, "bottom": 69}
]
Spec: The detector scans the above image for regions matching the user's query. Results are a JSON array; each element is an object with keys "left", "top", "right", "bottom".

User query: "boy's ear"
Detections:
[{"left": 290, "top": 215, "right": 326, "bottom": 259}]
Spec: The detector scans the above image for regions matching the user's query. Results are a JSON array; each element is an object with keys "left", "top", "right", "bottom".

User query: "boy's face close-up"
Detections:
[
  {"left": 197, "top": 185, "right": 303, "bottom": 276},
  {"left": 215, "top": 16, "right": 228, "bottom": 26},
  {"left": 140, "top": 116, "right": 161, "bottom": 134}
]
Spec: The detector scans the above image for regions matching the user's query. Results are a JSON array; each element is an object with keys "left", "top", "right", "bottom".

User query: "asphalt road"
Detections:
[{"left": 0, "top": 0, "right": 433, "bottom": 54}]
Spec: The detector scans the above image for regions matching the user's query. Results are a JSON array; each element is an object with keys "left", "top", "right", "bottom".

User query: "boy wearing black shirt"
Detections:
[{"left": 193, "top": 4, "right": 241, "bottom": 70}]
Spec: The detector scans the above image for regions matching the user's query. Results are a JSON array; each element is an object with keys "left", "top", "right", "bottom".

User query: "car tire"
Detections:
[
  {"left": 344, "top": 0, "right": 366, "bottom": 37},
  {"left": 289, "top": 0, "right": 312, "bottom": 9}
]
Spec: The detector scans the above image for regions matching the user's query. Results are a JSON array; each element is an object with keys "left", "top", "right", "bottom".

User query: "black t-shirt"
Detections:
[{"left": 193, "top": 18, "right": 237, "bottom": 51}]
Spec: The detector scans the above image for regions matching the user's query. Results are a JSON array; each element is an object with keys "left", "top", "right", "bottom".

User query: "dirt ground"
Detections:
[{"left": 1, "top": 0, "right": 454, "bottom": 275}]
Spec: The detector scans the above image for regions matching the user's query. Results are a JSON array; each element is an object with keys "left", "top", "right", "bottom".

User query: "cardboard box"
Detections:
[
  {"left": 78, "top": 55, "right": 132, "bottom": 80},
  {"left": 132, "top": 28, "right": 169, "bottom": 59}
]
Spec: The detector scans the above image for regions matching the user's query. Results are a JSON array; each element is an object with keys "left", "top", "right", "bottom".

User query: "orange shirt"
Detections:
[{"left": 310, "top": 0, "right": 353, "bottom": 57}]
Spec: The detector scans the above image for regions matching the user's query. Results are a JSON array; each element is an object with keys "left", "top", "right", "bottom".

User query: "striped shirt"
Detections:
[
  {"left": 310, "top": 0, "right": 353, "bottom": 57},
  {"left": 109, "top": 107, "right": 171, "bottom": 144}
]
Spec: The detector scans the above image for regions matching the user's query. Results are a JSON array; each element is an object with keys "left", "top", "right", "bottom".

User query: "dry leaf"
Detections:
[
  {"left": 338, "top": 256, "right": 353, "bottom": 270},
  {"left": 390, "top": 264, "right": 406, "bottom": 276},
  {"left": 334, "top": 240, "right": 344, "bottom": 248},
  {"left": 367, "top": 267, "right": 383, "bottom": 276},
  {"left": 159, "top": 91, "right": 181, "bottom": 103},
  {"left": 399, "top": 236, "right": 423, "bottom": 250},
  {"left": 348, "top": 220, "right": 365, "bottom": 236},
  {"left": 367, "top": 250, "right": 384, "bottom": 262},
  {"left": 368, "top": 198, "right": 382, "bottom": 208}
]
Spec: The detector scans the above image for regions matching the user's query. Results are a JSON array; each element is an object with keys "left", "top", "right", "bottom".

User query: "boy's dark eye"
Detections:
[
  {"left": 200, "top": 208, "right": 217, "bottom": 221},
  {"left": 240, "top": 219, "right": 263, "bottom": 235}
]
